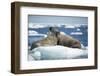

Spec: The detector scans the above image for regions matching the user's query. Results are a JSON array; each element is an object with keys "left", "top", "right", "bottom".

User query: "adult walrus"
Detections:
[
  {"left": 49, "top": 27, "right": 81, "bottom": 49},
  {"left": 56, "top": 31, "right": 81, "bottom": 49},
  {"left": 30, "top": 27, "right": 58, "bottom": 50}
]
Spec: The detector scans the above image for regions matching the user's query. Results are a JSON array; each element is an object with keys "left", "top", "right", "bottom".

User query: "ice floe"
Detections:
[
  {"left": 28, "top": 45, "right": 88, "bottom": 60},
  {"left": 70, "top": 32, "right": 83, "bottom": 35}
]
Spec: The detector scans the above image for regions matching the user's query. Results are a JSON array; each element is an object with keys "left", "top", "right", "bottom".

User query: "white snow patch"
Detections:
[{"left": 28, "top": 54, "right": 35, "bottom": 61}]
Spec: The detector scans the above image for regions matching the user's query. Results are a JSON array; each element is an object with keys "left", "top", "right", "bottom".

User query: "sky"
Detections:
[{"left": 28, "top": 15, "right": 88, "bottom": 25}]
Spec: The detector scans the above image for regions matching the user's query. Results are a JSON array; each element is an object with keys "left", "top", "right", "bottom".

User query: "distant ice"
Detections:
[
  {"left": 29, "top": 33, "right": 47, "bottom": 37},
  {"left": 74, "top": 24, "right": 81, "bottom": 27},
  {"left": 77, "top": 28, "right": 81, "bottom": 31},
  {"left": 29, "top": 23, "right": 46, "bottom": 29},
  {"left": 28, "top": 45, "right": 88, "bottom": 60},
  {"left": 28, "top": 30, "right": 47, "bottom": 37},
  {"left": 64, "top": 25, "right": 75, "bottom": 28},
  {"left": 29, "top": 23, "right": 87, "bottom": 29},
  {"left": 70, "top": 32, "right": 83, "bottom": 35},
  {"left": 28, "top": 30, "right": 38, "bottom": 35}
]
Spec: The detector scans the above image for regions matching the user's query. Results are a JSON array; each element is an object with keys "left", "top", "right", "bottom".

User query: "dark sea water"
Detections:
[{"left": 28, "top": 25, "right": 88, "bottom": 47}]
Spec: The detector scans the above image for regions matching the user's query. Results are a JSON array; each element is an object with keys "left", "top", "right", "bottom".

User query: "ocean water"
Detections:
[{"left": 28, "top": 25, "right": 88, "bottom": 47}]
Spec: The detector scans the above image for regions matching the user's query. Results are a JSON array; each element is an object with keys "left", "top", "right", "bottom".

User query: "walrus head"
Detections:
[{"left": 49, "top": 27, "right": 60, "bottom": 36}]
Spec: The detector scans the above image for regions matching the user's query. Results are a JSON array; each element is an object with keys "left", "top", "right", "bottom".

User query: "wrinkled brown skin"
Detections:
[
  {"left": 57, "top": 33, "right": 81, "bottom": 49},
  {"left": 30, "top": 35, "right": 58, "bottom": 50},
  {"left": 30, "top": 33, "right": 81, "bottom": 50}
]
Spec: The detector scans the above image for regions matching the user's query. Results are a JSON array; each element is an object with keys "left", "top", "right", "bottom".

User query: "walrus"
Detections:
[
  {"left": 48, "top": 27, "right": 81, "bottom": 49},
  {"left": 56, "top": 32, "right": 81, "bottom": 49},
  {"left": 30, "top": 27, "right": 58, "bottom": 50}
]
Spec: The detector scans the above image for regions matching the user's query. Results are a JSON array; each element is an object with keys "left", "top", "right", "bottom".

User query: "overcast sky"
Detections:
[{"left": 28, "top": 15, "right": 88, "bottom": 24}]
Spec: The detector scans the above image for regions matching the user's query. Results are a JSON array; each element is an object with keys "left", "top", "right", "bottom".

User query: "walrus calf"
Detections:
[{"left": 56, "top": 32, "right": 81, "bottom": 49}]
